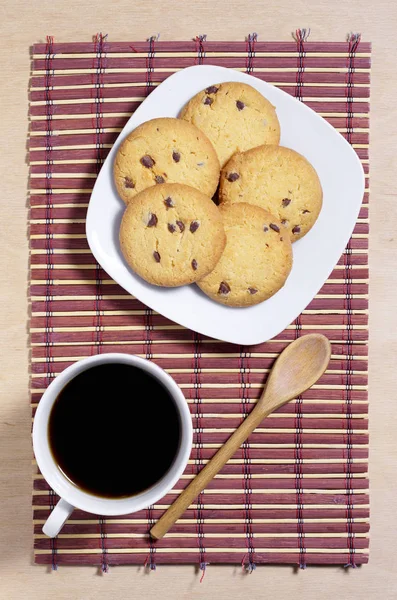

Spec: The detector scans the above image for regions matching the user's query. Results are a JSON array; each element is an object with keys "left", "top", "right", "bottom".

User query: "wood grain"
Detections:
[{"left": 0, "top": 0, "right": 396, "bottom": 598}]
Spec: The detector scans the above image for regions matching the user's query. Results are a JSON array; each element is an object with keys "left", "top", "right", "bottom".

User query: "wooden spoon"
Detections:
[{"left": 150, "top": 333, "right": 331, "bottom": 540}]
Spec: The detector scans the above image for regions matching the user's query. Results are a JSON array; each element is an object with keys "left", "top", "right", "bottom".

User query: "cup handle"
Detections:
[{"left": 42, "top": 498, "right": 74, "bottom": 537}]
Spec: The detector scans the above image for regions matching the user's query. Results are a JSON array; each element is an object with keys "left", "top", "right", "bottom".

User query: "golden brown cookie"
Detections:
[
  {"left": 197, "top": 203, "right": 293, "bottom": 307},
  {"left": 179, "top": 82, "right": 280, "bottom": 167},
  {"left": 219, "top": 145, "right": 323, "bottom": 242},
  {"left": 119, "top": 183, "right": 226, "bottom": 287},
  {"left": 114, "top": 118, "right": 220, "bottom": 204}
]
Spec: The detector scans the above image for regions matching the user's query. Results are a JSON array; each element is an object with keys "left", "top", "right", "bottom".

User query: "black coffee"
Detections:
[{"left": 48, "top": 363, "right": 181, "bottom": 498}]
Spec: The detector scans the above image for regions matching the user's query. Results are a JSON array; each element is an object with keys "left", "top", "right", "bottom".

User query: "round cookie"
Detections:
[
  {"left": 119, "top": 183, "right": 226, "bottom": 287},
  {"left": 179, "top": 82, "right": 280, "bottom": 168},
  {"left": 219, "top": 145, "right": 323, "bottom": 242},
  {"left": 197, "top": 203, "right": 292, "bottom": 307},
  {"left": 114, "top": 118, "right": 220, "bottom": 204}
]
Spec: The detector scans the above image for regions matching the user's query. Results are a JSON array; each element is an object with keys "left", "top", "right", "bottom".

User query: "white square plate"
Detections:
[{"left": 86, "top": 65, "right": 364, "bottom": 346}]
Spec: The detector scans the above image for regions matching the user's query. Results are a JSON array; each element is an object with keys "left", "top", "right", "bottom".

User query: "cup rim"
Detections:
[{"left": 32, "top": 353, "right": 193, "bottom": 516}]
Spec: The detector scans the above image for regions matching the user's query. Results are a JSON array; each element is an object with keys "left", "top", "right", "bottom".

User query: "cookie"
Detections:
[
  {"left": 114, "top": 118, "right": 220, "bottom": 204},
  {"left": 119, "top": 183, "right": 226, "bottom": 287},
  {"left": 197, "top": 203, "right": 292, "bottom": 307},
  {"left": 219, "top": 145, "right": 322, "bottom": 242},
  {"left": 179, "top": 82, "right": 280, "bottom": 168}
]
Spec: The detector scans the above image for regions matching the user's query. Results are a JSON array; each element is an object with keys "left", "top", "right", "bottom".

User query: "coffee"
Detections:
[{"left": 48, "top": 363, "right": 181, "bottom": 498}]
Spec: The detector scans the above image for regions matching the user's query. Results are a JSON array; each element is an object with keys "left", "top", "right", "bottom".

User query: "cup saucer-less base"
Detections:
[{"left": 86, "top": 65, "right": 365, "bottom": 346}]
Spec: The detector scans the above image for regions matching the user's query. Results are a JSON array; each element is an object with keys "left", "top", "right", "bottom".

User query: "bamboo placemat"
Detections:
[{"left": 29, "top": 33, "right": 370, "bottom": 571}]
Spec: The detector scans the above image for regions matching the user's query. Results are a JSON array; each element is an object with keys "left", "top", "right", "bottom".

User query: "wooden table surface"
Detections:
[{"left": 1, "top": 1, "right": 396, "bottom": 598}]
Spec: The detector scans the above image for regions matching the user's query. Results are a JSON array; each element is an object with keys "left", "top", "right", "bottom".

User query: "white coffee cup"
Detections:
[{"left": 33, "top": 353, "right": 193, "bottom": 538}]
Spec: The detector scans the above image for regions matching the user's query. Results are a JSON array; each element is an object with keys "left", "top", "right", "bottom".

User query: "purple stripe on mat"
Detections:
[{"left": 343, "top": 32, "right": 361, "bottom": 570}]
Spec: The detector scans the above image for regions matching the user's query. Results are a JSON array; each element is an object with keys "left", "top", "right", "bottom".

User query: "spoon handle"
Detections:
[{"left": 150, "top": 406, "right": 268, "bottom": 540}]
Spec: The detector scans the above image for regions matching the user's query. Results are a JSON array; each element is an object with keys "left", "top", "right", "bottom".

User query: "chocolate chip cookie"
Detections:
[
  {"left": 197, "top": 203, "right": 292, "bottom": 307},
  {"left": 119, "top": 183, "right": 226, "bottom": 287},
  {"left": 179, "top": 82, "right": 280, "bottom": 167},
  {"left": 114, "top": 118, "right": 220, "bottom": 204},
  {"left": 219, "top": 145, "right": 323, "bottom": 242}
]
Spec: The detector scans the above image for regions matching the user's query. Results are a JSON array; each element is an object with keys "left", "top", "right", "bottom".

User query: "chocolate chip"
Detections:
[
  {"left": 176, "top": 220, "right": 185, "bottom": 232},
  {"left": 281, "top": 219, "right": 288, "bottom": 226},
  {"left": 191, "top": 259, "right": 198, "bottom": 270},
  {"left": 263, "top": 225, "right": 269, "bottom": 232},
  {"left": 153, "top": 251, "right": 161, "bottom": 263},
  {"left": 172, "top": 151, "right": 181, "bottom": 163},
  {"left": 282, "top": 198, "right": 291, "bottom": 207},
  {"left": 164, "top": 197, "right": 174, "bottom": 208},
  {"left": 218, "top": 281, "right": 231, "bottom": 295},
  {"left": 280, "top": 237, "right": 283, "bottom": 242},
  {"left": 204, "top": 96, "right": 213, "bottom": 106},
  {"left": 248, "top": 287, "right": 258, "bottom": 295},
  {"left": 205, "top": 85, "right": 219, "bottom": 94},
  {"left": 167, "top": 223, "right": 176, "bottom": 233},
  {"left": 236, "top": 100, "right": 245, "bottom": 111},
  {"left": 147, "top": 213, "right": 158, "bottom": 227},
  {"left": 270, "top": 223, "right": 280, "bottom": 233},
  {"left": 226, "top": 172, "right": 240, "bottom": 182},
  {"left": 140, "top": 155, "right": 155, "bottom": 168},
  {"left": 292, "top": 225, "right": 301, "bottom": 235},
  {"left": 155, "top": 175, "right": 165, "bottom": 184},
  {"left": 124, "top": 177, "right": 135, "bottom": 188},
  {"left": 302, "top": 209, "right": 311, "bottom": 214},
  {"left": 189, "top": 220, "right": 200, "bottom": 233}
]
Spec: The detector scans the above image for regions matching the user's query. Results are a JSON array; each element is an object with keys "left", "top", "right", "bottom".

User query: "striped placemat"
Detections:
[{"left": 30, "top": 33, "right": 370, "bottom": 571}]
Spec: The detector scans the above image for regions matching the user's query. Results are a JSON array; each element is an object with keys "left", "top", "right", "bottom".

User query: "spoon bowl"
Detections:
[{"left": 262, "top": 333, "right": 332, "bottom": 414}]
